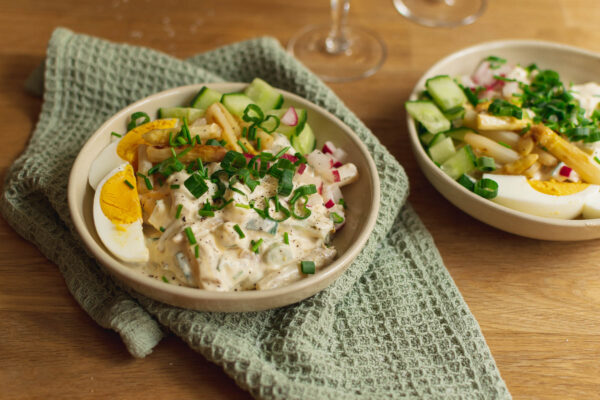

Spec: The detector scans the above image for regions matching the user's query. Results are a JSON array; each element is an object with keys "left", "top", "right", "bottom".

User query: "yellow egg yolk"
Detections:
[
  {"left": 116, "top": 118, "right": 179, "bottom": 164},
  {"left": 528, "top": 179, "right": 590, "bottom": 196},
  {"left": 100, "top": 164, "right": 142, "bottom": 225}
]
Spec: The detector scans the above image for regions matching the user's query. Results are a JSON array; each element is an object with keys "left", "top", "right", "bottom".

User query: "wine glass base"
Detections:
[
  {"left": 393, "top": 0, "right": 487, "bottom": 27},
  {"left": 288, "top": 24, "right": 387, "bottom": 83}
]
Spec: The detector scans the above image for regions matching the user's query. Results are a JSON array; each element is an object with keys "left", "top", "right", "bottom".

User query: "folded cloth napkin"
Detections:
[{"left": 2, "top": 27, "right": 510, "bottom": 399}]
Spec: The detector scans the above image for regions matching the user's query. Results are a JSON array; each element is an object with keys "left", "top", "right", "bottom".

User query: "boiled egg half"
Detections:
[
  {"left": 93, "top": 163, "right": 149, "bottom": 263},
  {"left": 483, "top": 174, "right": 600, "bottom": 219},
  {"left": 88, "top": 118, "right": 179, "bottom": 189}
]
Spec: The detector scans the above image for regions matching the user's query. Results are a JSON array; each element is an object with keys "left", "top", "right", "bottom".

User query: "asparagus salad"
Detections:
[
  {"left": 89, "top": 79, "right": 358, "bottom": 291},
  {"left": 407, "top": 56, "right": 600, "bottom": 220}
]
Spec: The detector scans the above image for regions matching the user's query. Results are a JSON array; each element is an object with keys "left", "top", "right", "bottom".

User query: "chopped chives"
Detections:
[
  {"left": 595, "top": 156, "right": 600, "bottom": 164},
  {"left": 233, "top": 224, "right": 245, "bottom": 239},
  {"left": 176, "top": 136, "right": 188, "bottom": 146},
  {"left": 124, "top": 179, "right": 135, "bottom": 189},
  {"left": 136, "top": 172, "right": 153, "bottom": 190},
  {"left": 111, "top": 131, "right": 122, "bottom": 138},
  {"left": 175, "top": 204, "right": 183, "bottom": 219},
  {"left": 170, "top": 184, "right": 180, "bottom": 189},
  {"left": 283, "top": 232, "right": 289, "bottom": 245},
  {"left": 159, "top": 226, "right": 166, "bottom": 232},
  {"left": 235, "top": 203, "right": 250, "bottom": 209},
  {"left": 184, "top": 227, "right": 197, "bottom": 245},
  {"left": 274, "top": 146, "right": 290, "bottom": 159},
  {"left": 237, "top": 140, "right": 249, "bottom": 153},
  {"left": 198, "top": 202, "right": 215, "bottom": 217},
  {"left": 256, "top": 137, "right": 262, "bottom": 150},
  {"left": 194, "top": 244, "right": 199, "bottom": 258},
  {"left": 162, "top": 276, "right": 169, "bottom": 283},
  {"left": 498, "top": 141, "right": 512, "bottom": 149},
  {"left": 338, "top": 198, "right": 347, "bottom": 209},
  {"left": 300, "top": 260, "right": 315, "bottom": 274},
  {"left": 250, "top": 238, "right": 263, "bottom": 254}
]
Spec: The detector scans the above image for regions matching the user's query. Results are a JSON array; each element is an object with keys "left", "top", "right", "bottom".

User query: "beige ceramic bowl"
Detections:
[
  {"left": 408, "top": 40, "right": 600, "bottom": 241},
  {"left": 68, "top": 83, "right": 380, "bottom": 312}
]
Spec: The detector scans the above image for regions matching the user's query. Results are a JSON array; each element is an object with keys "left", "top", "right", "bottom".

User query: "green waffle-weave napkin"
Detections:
[{"left": 2, "top": 28, "right": 510, "bottom": 399}]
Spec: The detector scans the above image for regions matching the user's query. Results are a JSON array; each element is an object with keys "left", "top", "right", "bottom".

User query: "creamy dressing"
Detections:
[{"left": 141, "top": 134, "right": 347, "bottom": 291}]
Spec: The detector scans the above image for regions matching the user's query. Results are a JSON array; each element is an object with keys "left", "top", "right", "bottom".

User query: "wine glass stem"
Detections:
[{"left": 325, "top": 0, "right": 351, "bottom": 54}]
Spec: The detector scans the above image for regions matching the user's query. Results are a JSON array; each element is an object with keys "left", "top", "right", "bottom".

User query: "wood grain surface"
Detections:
[{"left": 1, "top": 0, "right": 600, "bottom": 398}]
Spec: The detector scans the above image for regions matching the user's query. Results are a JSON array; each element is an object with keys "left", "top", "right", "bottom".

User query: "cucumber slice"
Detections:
[
  {"left": 428, "top": 132, "right": 447, "bottom": 147},
  {"left": 428, "top": 137, "right": 456, "bottom": 164},
  {"left": 443, "top": 106, "right": 465, "bottom": 121},
  {"left": 220, "top": 93, "right": 255, "bottom": 117},
  {"left": 420, "top": 132, "right": 435, "bottom": 146},
  {"left": 440, "top": 144, "right": 476, "bottom": 180},
  {"left": 290, "top": 123, "right": 316, "bottom": 155},
  {"left": 244, "top": 78, "right": 284, "bottom": 110},
  {"left": 445, "top": 127, "right": 476, "bottom": 142},
  {"left": 191, "top": 86, "right": 222, "bottom": 109},
  {"left": 158, "top": 107, "right": 204, "bottom": 123},
  {"left": 426, "top": 75, "right": 467, "bottom": 112},
  {"left": 406, "top": 101, "right": 450, "bottom": 134},
  {"left": 269, "top": 108, "right": 307, "bottom": 138}
]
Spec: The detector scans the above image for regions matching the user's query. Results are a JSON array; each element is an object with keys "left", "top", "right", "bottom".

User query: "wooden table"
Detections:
[{"left": 1, "top": 0, "right": 599, "bottom": 398}]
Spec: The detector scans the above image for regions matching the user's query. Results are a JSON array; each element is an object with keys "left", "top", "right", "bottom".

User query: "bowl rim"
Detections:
[
  {"left": 68, "top": 82, "right": 380, "bottom": 309},
  {"left": 407, "top": 39, "right": 600, "bottom": 231}
]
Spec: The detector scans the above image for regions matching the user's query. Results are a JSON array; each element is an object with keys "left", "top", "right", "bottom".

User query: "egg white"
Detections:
[
  {"left": 93, "top": 163, "right": 149, "bottom": 263},
  {"left": 483, "top": 174, "right": 600, "bottom": 219},
  {"left": 88, "top": 140, "right": 127, "bottom": 190}
]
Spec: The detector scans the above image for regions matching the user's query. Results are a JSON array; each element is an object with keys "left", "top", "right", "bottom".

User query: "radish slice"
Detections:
[
  {"left": 332, "top": 148, "right": 347, "bottom": 162},
  {"left": 333, "top": 161, "right": 343, "bottom": 168},
  {"left": 322, "top": 141, "right": 336, "bottom": 155},
  {"left": 281, "top": 107, "right": 298, "bottom": 126},
  {"left": 559, "top": 166, "right": 572, "bottom": 177},
  {"left": 281, "top": 154, "right": 298, "bottom": 163},
  {"left": 332, "top": 170, "right": 341, "bottom": 182},
  {"left": 322, "top": 184, "right": 342, "bottom": 204},
  {"left": 324, "top": 199, "right": 335, "bottom": 209},
  {"left": 297, "top": 163, "right": 306, "bottom": 174}
]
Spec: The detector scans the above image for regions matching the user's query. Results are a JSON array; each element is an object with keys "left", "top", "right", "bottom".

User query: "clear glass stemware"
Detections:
[
  {"left": 393, "top": 0, "right": 487, "bottom": 27},
  {"left": 288, "top": 0, "right": 387, "bottom": 83}
]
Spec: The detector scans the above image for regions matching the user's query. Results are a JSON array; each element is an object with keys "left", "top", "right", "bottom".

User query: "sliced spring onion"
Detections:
[
  {"left": 221, "top": 151, "right": 247, "bottom": 172},
  {"left": 124, "top": 179, "right": 134, "bottom": 189},
  {"left": 243, "top": 104, "right": 264, "bottom": 124},
  {"left": 259, "top": 114, "right": 280, "bottom": 133},
  {"left": 289, "top": 195, "right": 311, "bottom": 220},
  {"left": 184, "top": 227, "right": 197, "bottom": 245},
  {"left": 595, "top": 156, "right": 600, "bottom": 164},
  {"left": 159, "top": 226, "right": 166, "bottom": 232},
  {"left": 175, "top": 204, "right": 183, "bottom": 219},
  {"left": 283, "top": 232, "right": 289, "bottom": 245},
  {"left": 277, "top": 169, "right": 294, "bottom": 196},
  {"left": 274, "top": 146, "right": 291, "bottom": 159},
  {"left": 498, "top": 141, "right": 512, "bottom": 149},
  {"left": 162, "top": 276, "right": 169, "bottom": 283},
  {"left": 474, "top": 178, "right": 498, "bottom": 199},
  {"left": 127, "top": 111, "right": 150, "bottom": 131},
  {"left": 184, "top": 173, "right": 208, "bottom": 198},
  {"left": 157, "top": 156, "right": 184, "bottom": 177},
  {"left": 476, "top": 156, "right": 496, "bottom": 172},
  {"left": 457, "top": 174, "right": 475, "bottom": 191},
  {"left": 111, "top": 132, "right": 122, "bottom": 138},
  {"left": 194, "top": 245, "right": 199, "bottom": 258},
  {"left": 233, "top": 224, "right": 245, "bottom": 239},
  {"left": 488, "top": 99, "right": 523, "bottom": 119},
  {"left": 265, "top": 196, "right": 291, "bottom": 222},
  {"left": 300, "top": 260, "right": 315, "bottom": 274},
  {"left": 338, "top": 198, "right": 347, "bottom": 209},
  {"left": 289, "top": 184, "right": 317, "bottom": 205},
  {"left": 330, "top": 212, "right": 344, "bottom": 224},
  {"left": 170, "top": 184, "right": 180, "bottom": 189}
]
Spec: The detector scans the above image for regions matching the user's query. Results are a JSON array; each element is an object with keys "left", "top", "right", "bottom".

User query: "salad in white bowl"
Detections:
[
  {"left": 88, "top": 78, "right": 358, "bottom": 291},
  {"left": 407, "top": 55, "right": 600, "bottom": 220}
]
